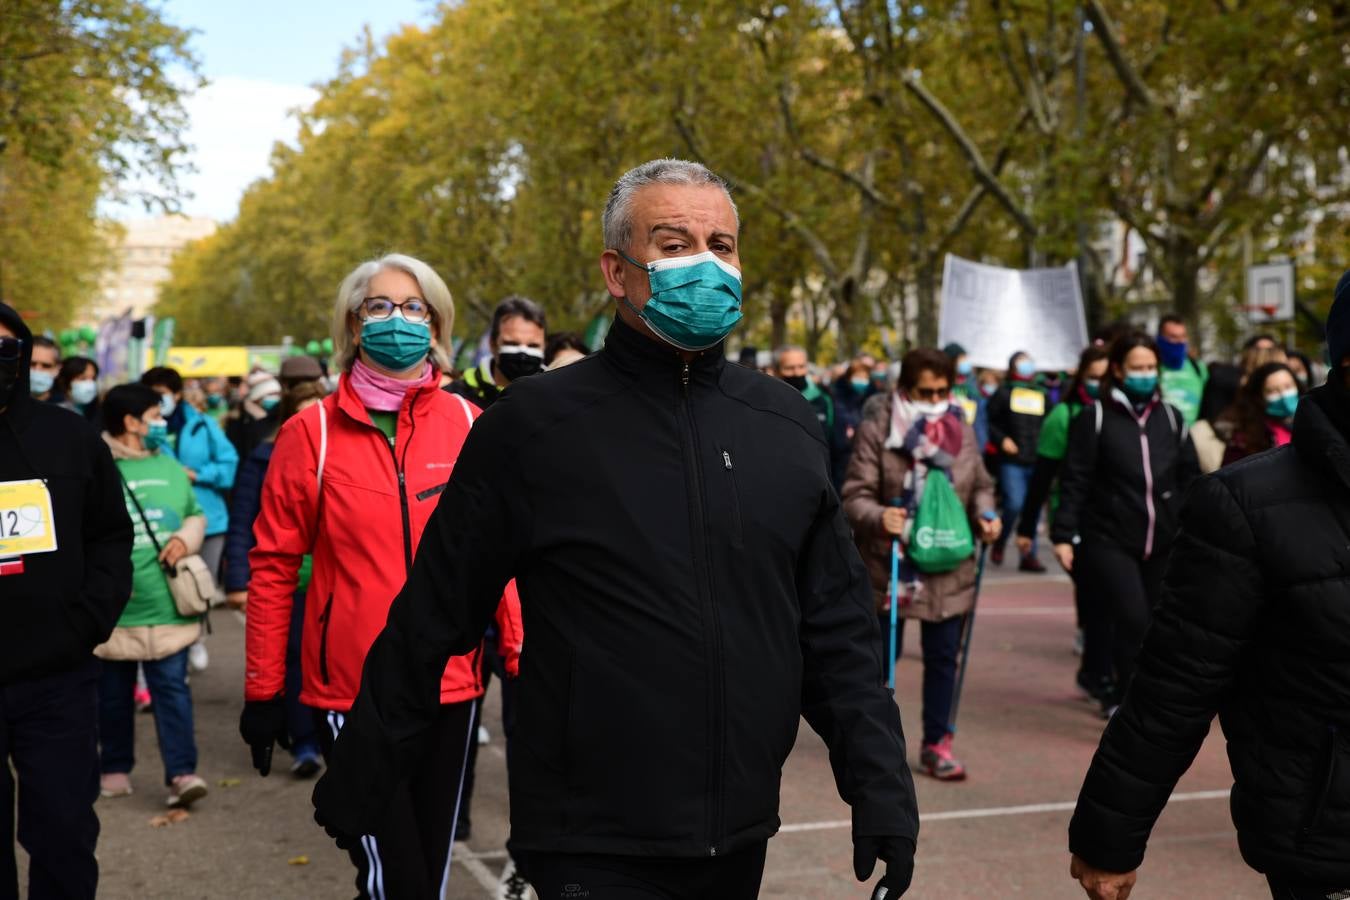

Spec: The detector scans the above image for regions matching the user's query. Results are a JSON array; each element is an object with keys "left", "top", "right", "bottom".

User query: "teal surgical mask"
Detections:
[
  {"left": 1265, "top": 390, "right": 1299, "bottom": 419},
  {"left": 618, "top": 250, "right": 742, "bottom": 352},
  {"left": 144, "top": 419, "right": 169, "bottom": 452},
  {"left": 29, "top": 369, "right": 54, "bottom": 396},
  {"left": 851, "top": 378, "right": 870, "bottom": 394},
  {"left": 1083, "top": 378, "right": 1101, "bottom": 399},
  {"left": 260, "top": 395, "right": 281, "bottom": 412},
  {"left": 361, "top": 315, "right": 432, "bottom": 372},
  {"left": 70, "top": 379, "right": 98, "bottom": 406},
  {"left": 1122, "top": 371, "right": 1158, "bottom": 400}
]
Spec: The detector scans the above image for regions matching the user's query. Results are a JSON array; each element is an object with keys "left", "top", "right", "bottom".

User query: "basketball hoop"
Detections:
[{"left": 1241, "top": 304, "right": 1280, "bottom": 319}]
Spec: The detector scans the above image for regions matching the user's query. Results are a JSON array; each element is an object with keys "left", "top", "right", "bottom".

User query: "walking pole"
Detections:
[
  {"left": 888, "top": 536, "right": 900, "bottom": 690},
  {"left": 948, "top": 542, "right": 990, "bottom": 734}
]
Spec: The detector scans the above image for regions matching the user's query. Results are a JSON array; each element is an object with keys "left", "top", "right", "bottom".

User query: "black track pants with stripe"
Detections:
[{"left": 315, "top": 699, "right": 478, "bottom": 900}]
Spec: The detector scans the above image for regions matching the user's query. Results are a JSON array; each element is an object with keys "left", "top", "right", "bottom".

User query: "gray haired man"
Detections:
[{"left": 314, "top": 159, "right": 919, "bottom": 899}]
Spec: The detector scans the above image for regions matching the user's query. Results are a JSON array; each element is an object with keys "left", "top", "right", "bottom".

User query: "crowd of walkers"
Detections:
[{"left": 1, "top": 156, "right": 1347, "bottom": 900}]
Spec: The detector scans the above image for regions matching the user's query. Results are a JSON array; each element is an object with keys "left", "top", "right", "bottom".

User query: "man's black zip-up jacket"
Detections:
[
  {"left": 0, "top": 302, "right": 133, "bottom": 685},
  {"left": 313, "top": 317, "right": 919, "bottom": 858}
]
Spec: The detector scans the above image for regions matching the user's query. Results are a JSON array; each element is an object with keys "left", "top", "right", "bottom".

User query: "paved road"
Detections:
[{"left": 24, "top": 560, "right": 1267, "bottom": 898}]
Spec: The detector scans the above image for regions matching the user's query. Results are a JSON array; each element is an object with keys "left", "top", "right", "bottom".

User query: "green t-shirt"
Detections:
[
  {"left": 116, "top": 452, "right": 204, "bottom": 627},
  {"left": 368, "top": 410, "right": 397, "bottom": 446},
  {"left": 1160, "top": 359, "right": 1208, "bottom": 425}
]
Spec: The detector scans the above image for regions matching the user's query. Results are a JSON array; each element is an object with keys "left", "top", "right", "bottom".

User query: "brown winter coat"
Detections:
[{"left": 842, "top": 394, "right": 997, "bottom": 622}]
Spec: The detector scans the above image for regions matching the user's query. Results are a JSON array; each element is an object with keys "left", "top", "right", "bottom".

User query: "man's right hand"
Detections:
[
  {"left": 1054, "top": 543, "right": 1075, "bottom": 572},
  {"left": 1001, "top": 437, "right": 1019, "bottom": 456},
  {"left": 225, "top": 591, "right": 247, "bottom": 611},
  {"left": 238, "top": 696, "right": 287, "bottom": 776},
  {"left": 1070, "top": 854, "right": 1136, "bottom": 899},
  {"left": 882, "top": 507, "right": 907, "bottom": 538}
]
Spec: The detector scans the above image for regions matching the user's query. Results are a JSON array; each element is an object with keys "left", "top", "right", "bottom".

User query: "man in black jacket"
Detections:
[
  {"left": 1068, "top": 272, "right": 1350, "bottom": 900},
  {"left": 0, "top": 302, "right": 133, "bottom": 899},
  {"left": 310, "top": 159, "right": 919, "bottom": 899}
]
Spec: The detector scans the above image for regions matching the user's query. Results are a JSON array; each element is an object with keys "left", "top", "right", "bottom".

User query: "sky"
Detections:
[{"left": 110, "top": 0, "right": 435, "bottom": 223}]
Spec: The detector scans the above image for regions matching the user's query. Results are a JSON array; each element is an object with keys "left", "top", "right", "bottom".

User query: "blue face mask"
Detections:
[
  {"left": 70, "top": 379, "right": 98, "bottom": 406},
  {"left": 159, "top": 393, "right": 177, "bottom": 418},
  {"left": 260, "top": 396, "right": 281, "bottom": 412},
  {"left": 956, "top": 360, "right": 973, "bottom": 377},
  {"left": 1122, "top": 372, "right": 1159, "bottom": 399},
  {"left": 144, "top": 419, "right": 169, "bottom": 452},
  {"left": 1014, "top": 359, "right": 1036, "bottom": 379},
  {"left": 618, "top": 250, "right": 742, "bottom": 352},
  {"left": 1265, "top": 390, "right": 1299, "bottom": 419},
  {"left": 1157, "top": 335, "right": 1188, "bottom": 370},
  {"left": 29, "top": 369, "right": 54, "bottom": 396},
  {"left": 361, "top": 315, "right": 432, "bottom": 372}
]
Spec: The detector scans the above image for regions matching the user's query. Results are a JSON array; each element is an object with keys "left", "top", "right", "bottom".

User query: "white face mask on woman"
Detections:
[{"left": 910, "top": 400, "right": 950, "bottom": 420}]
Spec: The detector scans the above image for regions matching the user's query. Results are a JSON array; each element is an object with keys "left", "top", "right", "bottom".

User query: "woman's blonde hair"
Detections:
[{"left": 331, "top": 253, "right": 455, "bottom": 371}]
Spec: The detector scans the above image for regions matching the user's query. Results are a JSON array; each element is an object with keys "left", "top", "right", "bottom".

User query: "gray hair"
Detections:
[
  {"left": 773, "top": 344, "right": 807, "bottom": 369},
  {"left": 602, "top": 158, "right": 739, "bottom": 253},
  {"left": 331, "top": 253, "right": 455, "bottom": 372}
]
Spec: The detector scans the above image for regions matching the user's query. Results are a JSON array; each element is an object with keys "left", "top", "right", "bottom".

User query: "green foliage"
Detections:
[
  {"left": 158, "top": 0, "right": 1349, "bottom": 356},
  {"left": 0, "top": 0, "right": 199, "bottom": 327}
]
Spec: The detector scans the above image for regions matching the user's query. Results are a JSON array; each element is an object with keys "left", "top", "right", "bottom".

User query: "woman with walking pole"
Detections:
[{"left": 843, "top": 348, "right": 1001, "bottom": 781}]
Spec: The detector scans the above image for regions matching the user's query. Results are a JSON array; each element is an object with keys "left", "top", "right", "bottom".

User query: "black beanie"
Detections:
[
  {"left": 1327, "top": 269, "right": 1350, "bottom": 368},
  {"left": 941, "top": 343, "right": 966, "bottom": 359}
]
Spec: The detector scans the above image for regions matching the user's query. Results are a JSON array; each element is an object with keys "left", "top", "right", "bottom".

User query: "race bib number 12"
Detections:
[{"left": 0, "top": 479, "right": 58, "bottom": 557}]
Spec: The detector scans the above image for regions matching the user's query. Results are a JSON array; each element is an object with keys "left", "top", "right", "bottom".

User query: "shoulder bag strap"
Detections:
[{"left": 116, "top": 467, "right": 165, "bottom": 558}]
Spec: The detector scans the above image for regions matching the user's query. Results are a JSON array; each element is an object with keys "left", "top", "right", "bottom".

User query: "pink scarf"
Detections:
[{"left": 348, "top": 358, "right": 435, "bottom": 411}]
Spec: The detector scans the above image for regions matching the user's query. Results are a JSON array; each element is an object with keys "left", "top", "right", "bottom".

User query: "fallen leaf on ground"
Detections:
[
  {"left": 218, "top": 777, "right": 241, "bottom": 788},
  {"left": 287, "top": 856, "right": 309, "bottom": 866},
  {"left": 148, "top": 809, "right": 191, "bottom": 828}
]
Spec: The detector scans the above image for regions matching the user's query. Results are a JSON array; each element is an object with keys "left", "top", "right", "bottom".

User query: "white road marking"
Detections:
[
  {"left": 777, "top": 789, "right": 1230, "bottom": 834},
  {"left": 452, "top": 842, "right": 501, "bottom": 893},
  {"left": 984, "top": 573, "right": 1072, "bottom": 586},
  {"left": 977, "top": 606, "right": 1076, "bottom": 616}
]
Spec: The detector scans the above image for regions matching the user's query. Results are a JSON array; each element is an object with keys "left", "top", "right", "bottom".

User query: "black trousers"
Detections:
[
  {"left": 1070, "top": 564, "right": 1113, "bottom": 689},
  {"left": 0, "top": 659, "right": 101, "bottom": 900},
  {"left": 1077, "top": 540, "right": 1168, "bottom": 697},
  {"left": 519, "top": 841, "right": 768, "bottom": 900},
  {"left": 1267, "top": 876, "right": 1350, "bottom": 899},
  {"left": 315, "top": 699, "right": 478, "bottom": 900}
]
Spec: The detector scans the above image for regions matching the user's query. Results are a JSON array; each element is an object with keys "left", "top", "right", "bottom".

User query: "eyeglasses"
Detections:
[
  {"left": 359, "top": 296, "right": 433, "bottom": 324},
  {"left": 911, "top": 386, "right": 950, "bottom": 401}
]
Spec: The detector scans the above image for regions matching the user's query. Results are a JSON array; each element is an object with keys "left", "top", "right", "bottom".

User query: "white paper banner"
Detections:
[{"left": 938, "top": 254, "right": 1089, "bottom": 372}]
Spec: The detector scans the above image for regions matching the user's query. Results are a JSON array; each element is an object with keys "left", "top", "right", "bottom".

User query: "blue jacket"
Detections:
[
  {"left": 167, "top": 403, "right": 238, "bottom": 537},
  {"left": 224, "top": 441, "right": 271, "bottom": 593}
]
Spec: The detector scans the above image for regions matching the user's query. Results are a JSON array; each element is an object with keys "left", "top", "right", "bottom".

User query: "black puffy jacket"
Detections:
[
  {"left": 1051, "top": 390, "right": 1199, "bottom": 556},
  {"left": 0, "top": 302, "right": 133, "bottom": 684},
  {"left": 313, "top": 317, "right": 919, "bottom": 858},
  {"left": 1069, "top": 377, "right": 1350, "bottom": 884}
]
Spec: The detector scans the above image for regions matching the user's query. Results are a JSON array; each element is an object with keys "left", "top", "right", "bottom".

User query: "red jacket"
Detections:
[{"left": 245, "top": 372, "right": 521, "bottom": 711}]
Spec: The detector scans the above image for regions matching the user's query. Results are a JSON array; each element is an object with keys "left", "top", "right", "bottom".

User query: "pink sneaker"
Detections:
[
  {"left": 919, "top": 734, "right": 967, "bottom": 781},
  {"left": 134, "top": 684, "right": 152, "bottom": 713}
]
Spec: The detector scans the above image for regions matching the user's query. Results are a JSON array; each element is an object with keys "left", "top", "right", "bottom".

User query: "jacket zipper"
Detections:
[
  {"left": 676, "top": 359, "right": 726, "bottom": 857},
  {"left": 1138, "top": 414, "right": 1156, "bottom": 560},
  {"left": 385, "top": 392, "right": 419, "bottom": 574},
  {"left": 318, "top": 592, "right": 335, "bottom": 683},
  {"left": 722, "top": 449, "right": 743, "bottom": 546}
]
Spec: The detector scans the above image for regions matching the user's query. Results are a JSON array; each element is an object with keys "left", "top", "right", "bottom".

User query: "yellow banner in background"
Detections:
[{"left": 154, "top": 346, "right": 252, "bottom": 378}]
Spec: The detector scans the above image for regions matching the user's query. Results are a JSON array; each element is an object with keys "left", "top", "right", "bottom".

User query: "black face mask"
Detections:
[
  {"left": 497, "top": 348, "right": 544, "bottom": 382},
  {"left": 782, "top": 374, "right": 808, "bottom": 392}
]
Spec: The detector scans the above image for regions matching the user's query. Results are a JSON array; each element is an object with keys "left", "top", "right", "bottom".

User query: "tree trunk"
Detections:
[
  {"left": 770, "top": 292, "right": 788, "bottom": 351},
  {"left": 1168, "top": 236, "right": 1201, "bottom": 326},
  {"left": 915, "top": 261, "right": 938, "bottom": 347}
]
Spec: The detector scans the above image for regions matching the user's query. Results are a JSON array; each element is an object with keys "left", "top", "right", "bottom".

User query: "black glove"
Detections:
[
  {"left": 238, "top": 696, "right": 288, "bottom": 776},
  {"left": 854, "top": 834, "right": 915, "bottom": 899}
]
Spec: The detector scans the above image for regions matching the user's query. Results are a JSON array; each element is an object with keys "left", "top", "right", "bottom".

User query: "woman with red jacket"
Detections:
[{"left": 239, "top": 253, "right": 522, "bottom": 900}]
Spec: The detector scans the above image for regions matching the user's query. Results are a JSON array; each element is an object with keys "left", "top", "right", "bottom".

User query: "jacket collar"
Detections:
[
  {"left": 1293, "top": 377, "right": 1350, "bottom": 493},
  {"left": 600, "top": 315, "right": 724, "bottom": 387}
]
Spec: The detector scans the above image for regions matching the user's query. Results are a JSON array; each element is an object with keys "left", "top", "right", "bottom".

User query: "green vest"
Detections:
[{"left": 1160, "top": 358, "right": 1209, "bottom": 425}]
